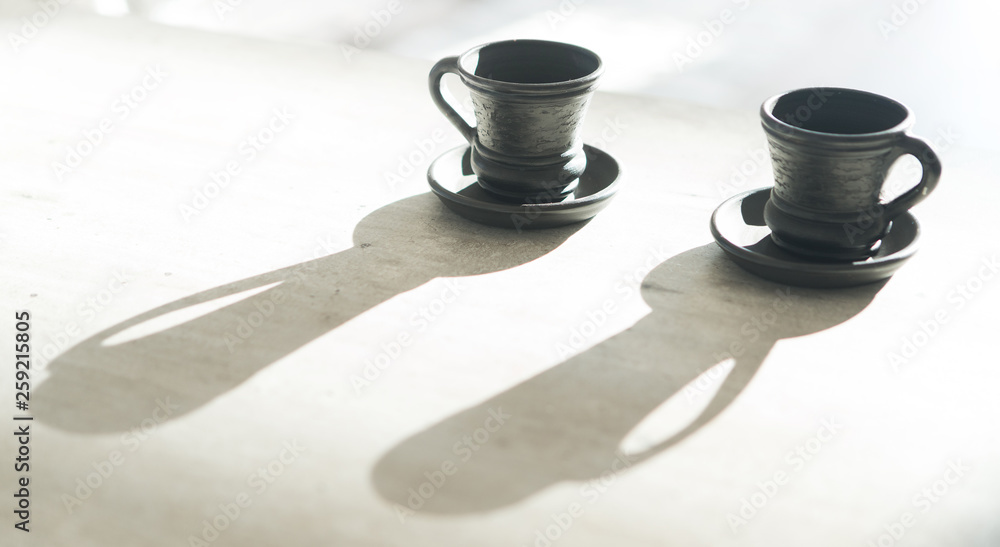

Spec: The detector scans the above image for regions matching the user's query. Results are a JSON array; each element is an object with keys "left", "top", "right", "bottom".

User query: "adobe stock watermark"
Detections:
[
  {"left": 842, "top": 126, "right": 957, "bottom": 246},
  {"left": 179, "top": 107, "right": 294, "bottom": 221},
  {"left": 726, "top": 417, "right": 843, "bottom": 533},
  {"left": 879, "top": 0, "right": 931, "bottom": 41},
  {"left": 683, "top": 358, "right": 735, "bottom": 404},
  {"left": 882, "top": 126, "right": 958, "bottom": 197},
  {"left": 715, "top": 146, "right": 769, "bottom": 198},
  {"left": 510, "top": 116, "right": 628, "bottom": 232},
  {"left": 36, "top": 267, "right": 137, "bottom": 371},
  {"left": 213, "top": 0, "right": 248, "bottom": 20},
  {"left": 673, "top": 0, "right": 751, "bottom": 72},
  {"left": 222, "top": 233, "right": 350, "bottom": 353},
  {"left": 544, "top": 0, "right": 587, "bottom": 29},
  {"left": 864, "top": 459, "right": 969, "bottom": 547},
  {"left": 350, "top": 278, "right": 467, "bottom": 394},
  {"left": 385, "top": 96, "right": 476, "bottom": 192},
  {"left": 554, "top": 244, "right": 669, "bottom": 360},
  {"left": 778, "top": 87, "right": 835, "bottom": 127},
  {"left": 221, "top": 287, "right": 285, "bottom": 353},
  {"left": 394, "top": 407, "right": 511, "bottom": 523},
  {"left": 888, "top": 254, "right": 997, "bottom": 372},
  {"left": 341, "top": 1, "right": 405, "bottom": 62},
  {"left": 186, "top": 440, "right": 306, "bottom": 546},
  {"left": 681, "top": 281, "right": 801, "bottom": 407},
  {"left": 589, "top": 116, "right": 628, "bottom": 151},
  {"left": 705, "top": 287, "right": 797, "bottom": 370},
  {"left": 60, "top": 397, "right": 179, "bottom": 514},
  {"left": 384, "top": 127, "right": 448, "bottom": 192},
  {"left": 7, "top": 0, "right": 72, "bottom": 52},
  {"left": 520, "top": 451, "right": 638, "bottom": 547},
  {"left": 715, "top": 89, "right": 838, "bottom": 198},
  {"left": 51, "top": 65, "right": 168, "bottom": 182}
]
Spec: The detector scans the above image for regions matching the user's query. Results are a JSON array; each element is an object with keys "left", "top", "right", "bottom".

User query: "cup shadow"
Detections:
[
  {"left": 34, "top": 193, "right": 584, "bottom": 434},
  {"left": 372, "top": 243, "right": 886, "bottom": 514}
]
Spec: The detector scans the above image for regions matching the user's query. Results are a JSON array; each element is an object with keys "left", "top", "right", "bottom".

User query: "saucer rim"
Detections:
[
  {"left": 427, "top": 144, "right": 622, "bottom": 214},
  {"left": 711, "top": 187, "right": 921, "bottom": 282}
]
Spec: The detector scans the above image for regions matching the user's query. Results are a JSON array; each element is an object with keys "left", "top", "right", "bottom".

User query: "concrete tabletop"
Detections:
[{"left": 2, "top": 11, "right": 998, "bottom": 547}]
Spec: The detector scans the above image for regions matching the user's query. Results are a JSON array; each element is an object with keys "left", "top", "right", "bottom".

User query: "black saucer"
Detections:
[
  {"left": 710, "top": 188, "right": 920, "bottom": 288},
  {"left": 428, "top": 144, "right": 622, "bottom": 229}
]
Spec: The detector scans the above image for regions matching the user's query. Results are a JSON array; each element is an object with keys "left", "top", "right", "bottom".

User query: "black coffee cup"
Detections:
[
  {"left": 760, "top": 87, "right": 942, "bottom": 260},
  {"left": 429, "top": 39, "right": 603, "bottom": 203}
]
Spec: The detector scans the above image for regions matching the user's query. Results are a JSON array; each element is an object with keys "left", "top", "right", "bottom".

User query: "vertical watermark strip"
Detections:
[{"left": 13, "top": 311, "right": 33, "bottom": 533}]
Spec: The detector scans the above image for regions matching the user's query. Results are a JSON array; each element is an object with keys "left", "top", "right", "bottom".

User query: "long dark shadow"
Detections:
[
  {"left": 34, "top": 193, "right": 583, "bottom": 433},
  {"left": 373, "top": 243, "right": 886, "bottom": 514}
]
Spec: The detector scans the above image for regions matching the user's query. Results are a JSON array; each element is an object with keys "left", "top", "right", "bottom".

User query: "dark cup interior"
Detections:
[
  {"left": 770, "top": 89, "right": 908, "bottom": 135},
  {"left": 464, "top": 41, "right": 600, "bottom": 84}
]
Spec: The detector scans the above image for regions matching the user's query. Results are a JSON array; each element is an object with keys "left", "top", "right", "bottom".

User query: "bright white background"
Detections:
[{"left": 8, "top": 0, "right": 1000, "bottom": 151}]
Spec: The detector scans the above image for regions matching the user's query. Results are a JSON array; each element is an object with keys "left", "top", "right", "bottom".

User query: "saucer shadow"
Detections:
[
  {"left": 373, "top": 243, "right": 885, "bottom": 514},
  {"left": 34, "top": 193, "right": 583, "bottom": 434}
]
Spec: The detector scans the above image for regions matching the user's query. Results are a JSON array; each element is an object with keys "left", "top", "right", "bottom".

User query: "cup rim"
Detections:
[
  {"left": 760, "top": 87, "right": 914, "bottom": 144},
  {"left": 456, "top": 39, "right": 603, "bottom": 95}
]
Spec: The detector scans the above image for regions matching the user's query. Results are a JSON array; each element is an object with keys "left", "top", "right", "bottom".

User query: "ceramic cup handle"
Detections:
[
  {"left": 429, "top": 56, "right": 476, "bottom": 144},
  {"left": 883, "top": 134, "right": 942, "bottom": 220}
]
